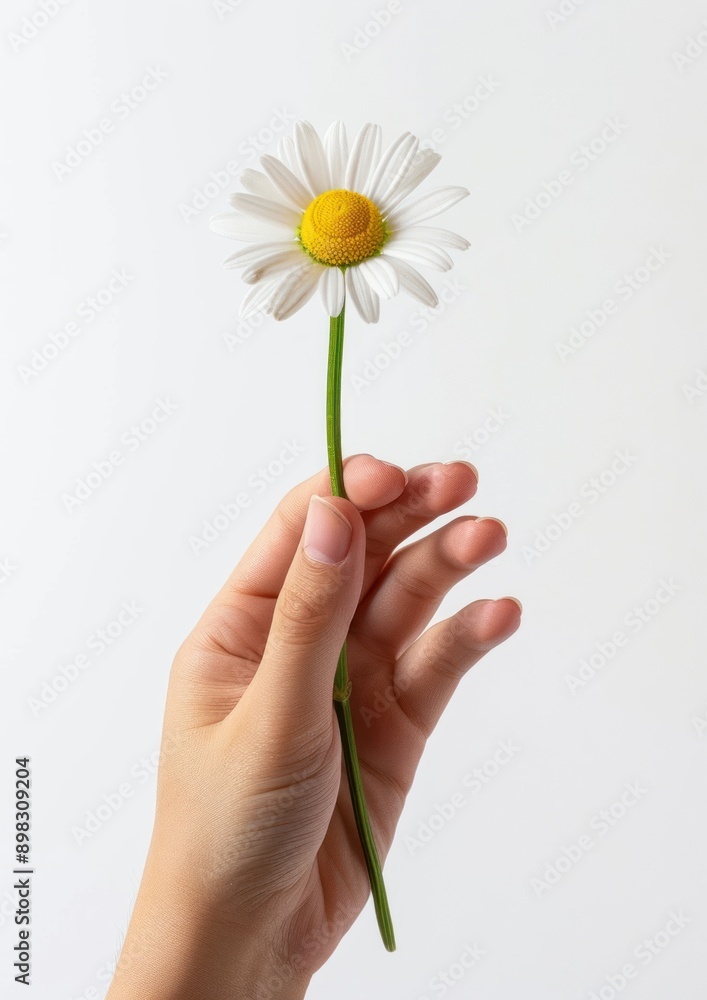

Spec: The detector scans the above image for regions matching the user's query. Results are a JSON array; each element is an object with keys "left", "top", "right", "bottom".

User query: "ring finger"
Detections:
[{"left": 350, "top": 515, "right": 508, "bottom": 663}]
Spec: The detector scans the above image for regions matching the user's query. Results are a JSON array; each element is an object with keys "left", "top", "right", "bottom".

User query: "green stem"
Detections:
[{"left": 326, "top": 296, "right": 396, "bottom": 953}]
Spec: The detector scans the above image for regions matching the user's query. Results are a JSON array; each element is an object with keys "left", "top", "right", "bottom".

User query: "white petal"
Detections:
[
  {"left": 345, "top": 123, "right": 382, "bottom": 193},
  {"left": 294, "top": 120, "right": 331, "bottom": 196},
  {"left": 380, "top": 148, "right": 441, "bottom": 215},
  {"left": 320, "top": 266, "right": 345, "bottom": 317},
  {"left": 239, "top": 168, "right": 280, "bottom": 200},
  {"left": 229, "top": 193, "right": 301, "bottom": 228},
  {"left": 357, "top": 257, "right": 399, "bottom": 300},
  {"left": 346, "top": 266, "right": 380, "bottom": 324},
  {"left": 383, "top": 241, "right": 454, "bottom": 272},
  {"left": 239, "top": 278, "right": 280, "bottom": 320},
  {"left": 324, "top": 121, "right": 349, "bottom": 189},
  {"left": 268, "top": 263, "right": 323, "bottom": 321},
  {"left": 210, "top": 211, "right": 291, "bottom": 242},
  {"left": 242, "top": 248, "right": 308, "bottom": 284},
  {"left": 398, "top": 225, "right": 470, "bottom": 250},
  {"left": 259, "top": 154, "right": 312, "bottom": 211},
  {"left": 386, "top": 185, "right": 469, "bottom": 229},
  {"left": 364, "top": 132, "right": 419, "bottom": 206},
  {"left": 383, "top": 256, "right": 439, "bottom": 309},
  {"left": 223, "top": 241, "right": 297, "bottom": 268},
  {"left": 277, "top": 135, "right": 301, "bottom": 178}
]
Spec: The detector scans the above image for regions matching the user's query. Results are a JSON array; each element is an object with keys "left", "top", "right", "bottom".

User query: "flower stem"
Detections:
[{"left": 327, "top": 298, "right": 396, "bottom": 953}]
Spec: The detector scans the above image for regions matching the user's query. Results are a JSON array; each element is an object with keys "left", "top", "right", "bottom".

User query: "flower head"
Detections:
[{"left": 210, "top": 120, "right": 470, "bottom": 324}]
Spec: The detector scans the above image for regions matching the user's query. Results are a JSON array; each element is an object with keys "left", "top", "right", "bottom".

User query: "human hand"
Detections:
[{"left": 107, "top": 455, "right": 521, "bottom": 999}]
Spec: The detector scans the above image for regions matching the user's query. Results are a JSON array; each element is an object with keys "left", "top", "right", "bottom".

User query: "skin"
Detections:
[{"left": 106, "top": 455, "right": 521, "bottom": 1000}]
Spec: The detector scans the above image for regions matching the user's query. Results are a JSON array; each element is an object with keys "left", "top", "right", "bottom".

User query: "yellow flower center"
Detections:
[{"left": 299, "top": 189, "right": 386, "bottom": 267}]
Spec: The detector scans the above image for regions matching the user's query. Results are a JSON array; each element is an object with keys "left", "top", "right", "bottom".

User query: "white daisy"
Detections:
[{"left": 210, "top": 120, "right": 470, "bottom": 324}]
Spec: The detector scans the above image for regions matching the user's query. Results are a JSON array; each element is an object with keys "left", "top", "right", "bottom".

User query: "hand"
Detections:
[{"left": 107, "top": 455, "right": 521, "bottom": 999}]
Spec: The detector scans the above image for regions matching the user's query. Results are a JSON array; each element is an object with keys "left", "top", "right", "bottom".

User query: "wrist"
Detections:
[{"left": 107, "top": 864, "right": 310, "bottom": 1000}]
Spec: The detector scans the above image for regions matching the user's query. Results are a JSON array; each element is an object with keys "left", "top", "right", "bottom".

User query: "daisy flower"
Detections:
[{"left": 210, "top": 120, "right": 470, "bottom": 324}]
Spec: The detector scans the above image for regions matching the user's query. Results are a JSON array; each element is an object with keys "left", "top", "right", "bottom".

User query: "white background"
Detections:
[{"left": 2, "top": 0, "right": 707, "bottom": 997}]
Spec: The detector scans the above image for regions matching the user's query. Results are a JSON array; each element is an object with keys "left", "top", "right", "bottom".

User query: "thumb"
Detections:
[{"left": 234, "top": 494, "right": 365, "bottom": 744}]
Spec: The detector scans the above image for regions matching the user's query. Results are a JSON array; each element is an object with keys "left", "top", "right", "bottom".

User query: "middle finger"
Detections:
[{"left": 360, "top": 460, "right": 479, "bottom": 598}]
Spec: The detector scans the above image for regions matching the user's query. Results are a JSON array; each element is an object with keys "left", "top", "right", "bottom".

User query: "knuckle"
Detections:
[
  {"left": 275, "top": 486, "right": 307, "bottom": 536},
  {"left": 275, "top": 487, "right": 301, "bottom": 534},
  {"left": 276, "top": 575, "right": 336, "bottom": 639},
  {"left": 396, "top": 693, "right": 434, "bottom": 741},
  {"left": 363, "top": 530, "right": 392, "bottom": 560},
  {"left": 423, "top": 621, "right": 472, "bottom": 678},
  {"left": 429, "top": 647, "right": 464, "bottom": 682},
  {"left": 395, "top": 563, "right": 443, "bottom": 603}
]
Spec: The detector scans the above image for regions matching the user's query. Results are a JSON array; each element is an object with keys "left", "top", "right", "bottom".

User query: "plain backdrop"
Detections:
[{"left": 2, "top": 0, "right": 707, "bottom": 997}]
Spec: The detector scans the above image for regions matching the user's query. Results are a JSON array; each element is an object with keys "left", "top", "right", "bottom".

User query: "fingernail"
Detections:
[
  {"left": 475, "top": 516, "right": 507, "bottom": 536},
  {"left": 498, "top": 595, "right": 522, "bottom": 612},
  {"left": 445, "top": 460, "right": 479, "bottom": 480},
  {"left": 304, "top": 496, "right": 353, "bottom": 565},
  {"left": 381, "top": 460, "right": 409, "bottom": 485}
]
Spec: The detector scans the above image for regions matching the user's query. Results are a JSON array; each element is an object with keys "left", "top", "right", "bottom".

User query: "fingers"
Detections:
[
  {"left": 392, "top": 598, "right": 522, "bottom": 740},
  {"left": 191, "top": 459, "right": 472, "bottom": 658},
  {"left": 189, "top": 454, "right": 407, "bottom": 660},
  {"left": 175, "top": 458, "right": 478, "bottom": 731},
  {"left": 231, "top": 496, "right": 366, "bottom": 753},
  {"left": 360, "top": 461, "right": 479, "bottom": 597},
  {"left": 350, "top": 515, "right": 508, "bottom": 660},
  {"left": 215, "top": 454, "right": 406, "bottom": 605},
  {"left": 345, "top": 598, "right": 522, "bottom": 847}
]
